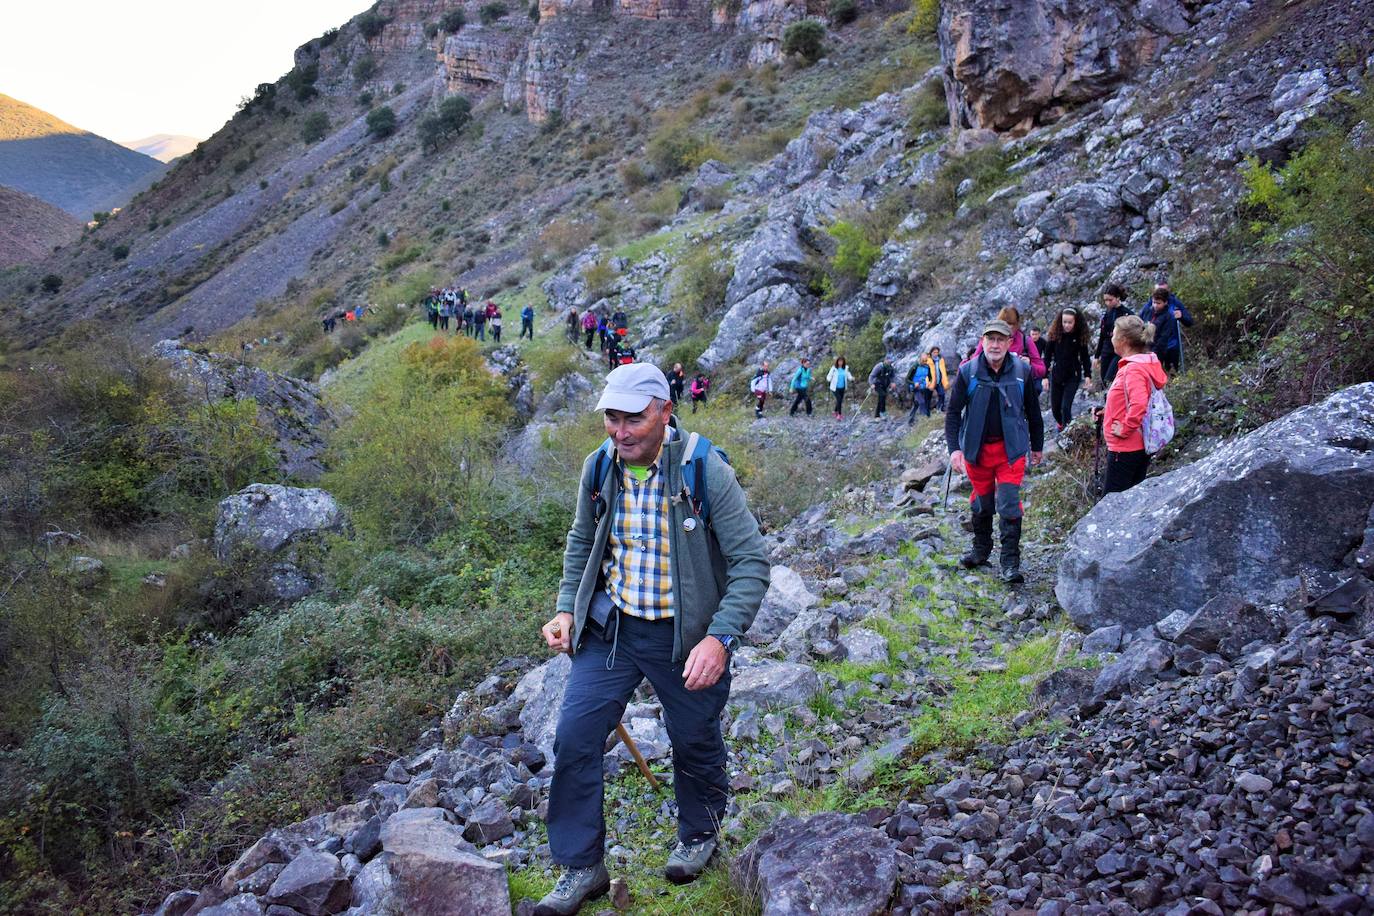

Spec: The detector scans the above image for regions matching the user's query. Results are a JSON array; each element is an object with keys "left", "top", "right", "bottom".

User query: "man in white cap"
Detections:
[{"left": 534, "top": 364, "right": 770, "bottom": 915}]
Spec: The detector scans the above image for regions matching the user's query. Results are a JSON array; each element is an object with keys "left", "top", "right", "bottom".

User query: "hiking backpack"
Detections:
[
  {"left": 586, "top": 432, "right": 731, "bottom": 526},
  {"left": 1140, "top": 381, "right": 1176, "bottom": 455}
]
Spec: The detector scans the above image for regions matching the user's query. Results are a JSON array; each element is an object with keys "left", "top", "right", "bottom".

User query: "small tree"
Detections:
[
  {"left": 353, "top": 55, "right": 377, "bottom": 85},
  {"left": 782, "top": 20, "right": 825, "bottom": 63},
  {"left": 357, "top": 11, "right": 389, "bottom": 39},
  {"left": 479, "top": 2, "right": 509, "bottom": 24},
  {"left": 418, "top": 95, "right": 473, "bottom": 153},
  {"left": 366, "top": 106, "right": 397, "bottom": 139},
  {"left": 829, "top": 0, "right": 858, "bottom": 24},
  {"left": 112, "top": 244, "right": 130, "bottom": 261},
  {"left": 41, "top": 274, "right": 63, "bottom": 294},
  {"left": 440, "top": 9, "right": 466, "bottom": 32},
  {"left": 301, "top": 111, "right": 331, "bottom": 144}
]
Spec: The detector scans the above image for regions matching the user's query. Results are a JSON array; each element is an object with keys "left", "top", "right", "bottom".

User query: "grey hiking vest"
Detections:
[{"left": 958, "top": 356, "right": 1032, "bottom": 465}]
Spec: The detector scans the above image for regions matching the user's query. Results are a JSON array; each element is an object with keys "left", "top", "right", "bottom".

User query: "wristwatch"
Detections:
[{"left": 712, "top": 634, "right": 738, "bottom": 654}]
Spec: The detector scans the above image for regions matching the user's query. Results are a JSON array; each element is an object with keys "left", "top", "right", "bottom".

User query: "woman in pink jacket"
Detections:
[
  {"left": 1100, "top": 315, "right": 1168, "bottom": 494},
  {"left": 970, "top": 306, "right": 1046, "bottom": 380}
]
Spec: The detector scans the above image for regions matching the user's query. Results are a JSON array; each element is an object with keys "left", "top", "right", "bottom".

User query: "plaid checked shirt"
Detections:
[{"left": 602, "top": 449, "right": 675, "bottom": 620}]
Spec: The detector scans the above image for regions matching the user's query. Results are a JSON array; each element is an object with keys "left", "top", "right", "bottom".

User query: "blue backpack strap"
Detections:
[
  {"left": 680, "top": 432, "right": 729, "bottom": 523},
  {"left": 961, "top": 360, "right": 978, "bottom": 398},
  {"left": 588, "top": 438, "right": 615, "bottom": 523}
]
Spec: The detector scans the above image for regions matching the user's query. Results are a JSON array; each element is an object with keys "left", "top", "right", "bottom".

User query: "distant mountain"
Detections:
[
  {"left": 120, "top": 133, "right": 201, "bottom": 163},
  {"left": 0, "top": 93, "right": 166, "bottom": 218},
  {"left": 0, "top": 184, "right": 80, "bottom": 268}
]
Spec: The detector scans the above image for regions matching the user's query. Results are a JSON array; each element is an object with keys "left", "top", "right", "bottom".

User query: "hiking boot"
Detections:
[
  {"left": 959, "top": 511, "right": 994, "bottom": 568},
  {"left": 999, "top": 516, "right": 1024, "bottom": 584},
  {"left": 533, "top": 863, "right": 610, "bottom": 916},
  {"left": 665, "top": 837, "right": 718, "bottom": 885}
]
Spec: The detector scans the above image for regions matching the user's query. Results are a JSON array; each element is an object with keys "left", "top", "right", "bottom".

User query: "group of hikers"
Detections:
[
  {"left": 420, "top": 286, "right": 516, "bottom": 343},
  {"left": 319, "top": 304, "right": 374, "bottom": 333},
  {"left": 517, "top": 281, "right": 1190, "bottom": 916},
  {"left": 560, "top": 306, "right": 638, "bottom": 370}
]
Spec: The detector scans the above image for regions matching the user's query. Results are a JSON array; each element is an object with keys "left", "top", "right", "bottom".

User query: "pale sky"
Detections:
[{"left": 1, "top": 1, "right": 369, "bottom": 142}]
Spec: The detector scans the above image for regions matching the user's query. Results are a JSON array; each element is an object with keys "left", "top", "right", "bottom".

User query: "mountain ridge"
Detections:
[{"left": 0, "top": 92, "right": 166, "bottom": 217}]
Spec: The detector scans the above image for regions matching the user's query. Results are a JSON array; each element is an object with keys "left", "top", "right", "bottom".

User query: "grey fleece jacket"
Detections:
[{"left": 555, "top": 427, "right": 771, "bottom": 662}]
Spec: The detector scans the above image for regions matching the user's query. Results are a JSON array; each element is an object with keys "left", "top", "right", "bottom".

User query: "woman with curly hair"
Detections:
[{"left": 1041, "top": 306, "right": 1093, "bottom": 431}]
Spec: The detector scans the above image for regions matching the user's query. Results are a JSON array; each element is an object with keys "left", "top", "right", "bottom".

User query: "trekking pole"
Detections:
[
  {"left": 941, "top": 462, "right": 953, "bottom": 514},
  {"left": 614, "top": 723, "right": 665, "bottom": 793}
]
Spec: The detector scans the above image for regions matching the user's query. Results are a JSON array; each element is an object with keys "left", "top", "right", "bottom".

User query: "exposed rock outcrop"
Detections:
[
  {"left": 939, "top": 0, "right": 1195, "bottom": 133},
  {"left": 1057, "top": 382, "right": 1374, "bottom": 633},
  {"left": 153, "top": 340, "right": 336, "bottom": 481}
]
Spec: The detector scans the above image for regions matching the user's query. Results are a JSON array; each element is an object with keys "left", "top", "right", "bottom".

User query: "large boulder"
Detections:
[
  {"left": 728, "top": 661, "right": 820, "bottom": 709},
  {"left": 939, "top": 0, "right": 1190, "bottom": 133},
  {"left": 1057, "top": 383, "right": 1374, "bottom": 632},
  {"left": 213, "top": 484, "right": 349, "bottom": 601},
  {"left": 153, "top": 340, "right": 335, "bottom": 480},
  {"left": 264, "top": 848, "right": 350, "bottom": 915},
  {"left": 731, "top": 812, "right": 899, "bottom": 915},
  {"left": 747, "top": 566, "right": 820, "bottom": 645},
  {"left": 515, "top": 653, "right": 572, "bottom": 763},
  {"left": 368, "top": 808, "right": 511, "bottom": 916},
  {"left": 1035, "top": 182, "right": 1130, "bottom": 246}
]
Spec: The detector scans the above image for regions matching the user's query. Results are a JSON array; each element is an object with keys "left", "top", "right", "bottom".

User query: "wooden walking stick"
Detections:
[
  {"left": 548, "top": 620, "right": 664, "bottom": 792},
  {"left": 614, "top": 723, "right": 665, "bottom": 793}
]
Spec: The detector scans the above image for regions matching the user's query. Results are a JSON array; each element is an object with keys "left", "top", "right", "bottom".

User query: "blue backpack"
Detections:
[{"left": 586, "top": 431, "right": 730, "bottom": 526}]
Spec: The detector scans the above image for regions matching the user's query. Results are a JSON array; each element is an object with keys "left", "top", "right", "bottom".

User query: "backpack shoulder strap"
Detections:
[
  {"left": 960, "top": 360, "right": 978, "bottom": 397},
  {"left": 587, "top": 438, "right": 616, "bottom": 523},
  {"left": 680, "top": 432, "right": 726, "bottom": 523}
]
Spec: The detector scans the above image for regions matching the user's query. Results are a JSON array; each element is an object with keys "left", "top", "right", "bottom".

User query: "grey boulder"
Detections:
[
  {"left": 748, "top": 566, "right": 820, "bottom": 645},
  {"left": 370, "top": 808, "right": 510, "bottom": 915},
  {"left": 732, "top": 812, "right": 899, "bottom": 915},
  {"left": 1057, "top": 383, "right": 1374, "bottom": 632},
  {"left": 264, "top": 848, "right": 350, "bottom": 915},
  {"left": 729, "top": 661, "right": 821, "bottom": 709},
  {"left": 212, "top": 484, "right": 349, "bottom": 600}
]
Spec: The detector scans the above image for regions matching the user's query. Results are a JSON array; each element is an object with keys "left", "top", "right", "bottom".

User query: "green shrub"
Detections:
[
  {"left": 366, "top": 106, "right": 397, "bottom": 139},
  {"left": 301, "top": 110, "right": 331, "bottom": 144},
  {"left": 479, "top": 1, "right": 509, "bottom": 23},
  {"left": 906, "top": 78, "right": 948, "bottom": 135},
  {"left": 353, "top": 55, "right": 378, "bottom": 84},
  {"left": 286, "top": 62, "right": 319, "bottom": 103},
  {"left": 645, "top": 125, "right": 721, "bottom": 177},
  {"left": 671, "top": 244, "right": 733, "bottom": 322},
  {"left": 827, "top": 220, "right": 882, "bottom": 283},
  {"left": 323, "top": 335, "right": 512, "bottom": 543},
  {"left": 424, "top": 21, "right": 439, "bottom": 38},
  {"left": 782, "top": 20, "right": 825, "bottom": 63},
  {"left": 582, "top": 259, "right": 618, "bottom": 301},
  {"left": 908, "top": 0, "right": 939, "bottom": 35},
  {"left": 829, "top": 0, "right": 858, "bottom": 25},
  {"left": 440, "top": 9, "right": 466, "bottom": 32},
  {"left": 618, "top": 159, "right": 650, "bottom": 191},
  {"left": 1166, "top": 92, "right": 1374, "bottom": 409},
  {"left": 111, "top": 244, "right": 130, "bottom": 261},
  {"left": 418, "top": 95, "right": 472, "bottom": 153},
  {"left": 358, "top": 11, "right": 390, "bottom": 39},
  {"left": 529, "top": 1, "right": 541, "bottom": 21}
]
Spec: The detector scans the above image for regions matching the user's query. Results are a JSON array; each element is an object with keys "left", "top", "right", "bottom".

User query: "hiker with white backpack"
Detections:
[{"left": 1098, "top": 315, "right": 1171, "bottom": 494}]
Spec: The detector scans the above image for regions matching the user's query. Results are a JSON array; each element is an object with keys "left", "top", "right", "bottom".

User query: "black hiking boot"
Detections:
[
  {"left": 999, "top": 516, "right": 1024, "bottom": 584},
  {"left": 960, "top": 511, "right": 994, "bottom": 568}
]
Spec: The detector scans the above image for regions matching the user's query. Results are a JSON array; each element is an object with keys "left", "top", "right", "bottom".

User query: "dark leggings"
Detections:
[
  {"left": 833, "top": 388, "right": 846, "bottom": 415},
  {"left": 1104, "top": 449, "right": 1150, "bottom": 494},
  {"left": 790, "top": 390, "right": 812, "bottom": 415},
  {"left": 1050, "top": 378, "right": 1080, "bottom": 428}
]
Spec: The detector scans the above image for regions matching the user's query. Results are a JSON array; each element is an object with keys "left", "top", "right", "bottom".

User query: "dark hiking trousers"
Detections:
[
  {"left": 548, "top": 613, "right": 730, "bottom": 867},
  {"left": 1104, "top": 449, "right": 1150, "bottom": 494},
  {"left": 1049, "top": 379, "right": 1080, "bottom": 428},
  {"left": 789, "top": 389, "right": 812, "bottom": 416}
]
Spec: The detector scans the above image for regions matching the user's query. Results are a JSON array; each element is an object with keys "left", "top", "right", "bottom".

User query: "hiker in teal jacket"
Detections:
[
  {"left": 537, "top": 364, "right": 769, "bottom": 915},
  {"left": 788, "top": 357, "right": 814, "bottom": 416}
]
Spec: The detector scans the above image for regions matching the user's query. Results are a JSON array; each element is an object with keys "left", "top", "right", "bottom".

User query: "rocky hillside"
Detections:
[
  {"left": 3, "top": 0, "right": 1374, "bottom": 913},
  {"left": 0, "top": 92, "right": 166, "bottom": 217},
  {"left": 0, "top": 184, "right": 81, "bottom": 267}
]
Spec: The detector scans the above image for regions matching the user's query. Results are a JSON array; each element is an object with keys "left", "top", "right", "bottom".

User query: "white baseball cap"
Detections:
[{"left": 595, "top": 363, "right": 671, "bottom": 413}]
